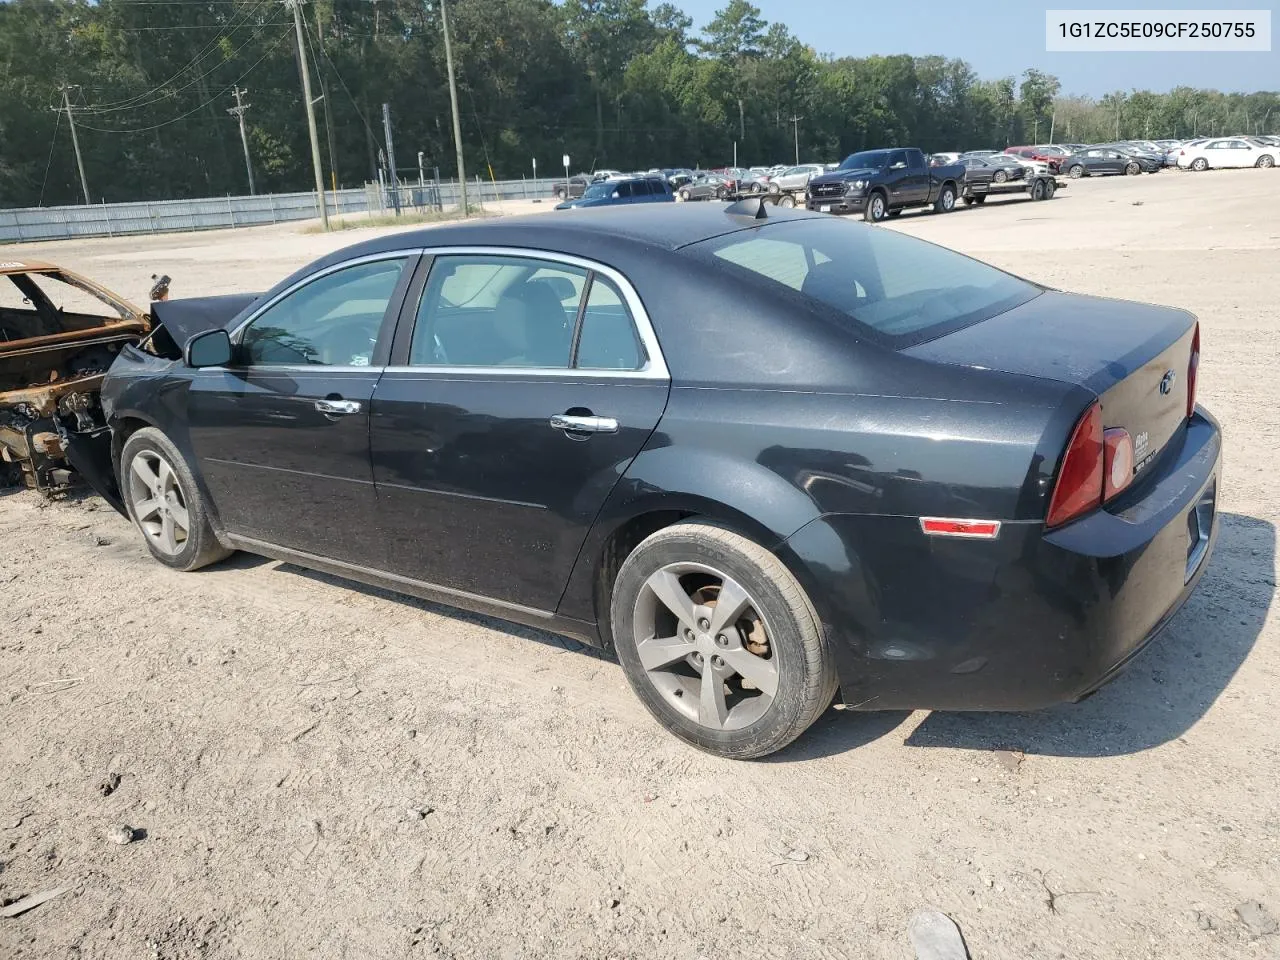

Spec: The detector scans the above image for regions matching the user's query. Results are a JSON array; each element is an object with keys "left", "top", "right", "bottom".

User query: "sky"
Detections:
[{"left": 677, "top": 0, "right": 1279, "bottom": 96}]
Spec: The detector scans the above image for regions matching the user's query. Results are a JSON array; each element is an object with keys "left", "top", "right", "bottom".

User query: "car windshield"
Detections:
[
  {"left": 839, "top": 151, "right": 889, "bottom": 170},
  {"left": 581, "top": 182, "right": 613, "bottom": 200},
  {"left": 686, "top": 218, "right": 1040, "bottom": 347}
]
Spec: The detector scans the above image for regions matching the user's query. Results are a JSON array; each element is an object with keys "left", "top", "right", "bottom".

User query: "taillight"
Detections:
[
  {"left": 1187, "top": 323, "right": 1200, "bottom": 419},
  {"left": 1046, "top": 402, "right": 1103, "bottom": 528},
  {"left": 1103, "top": 427, "right": 1134, "bottom": 499}
]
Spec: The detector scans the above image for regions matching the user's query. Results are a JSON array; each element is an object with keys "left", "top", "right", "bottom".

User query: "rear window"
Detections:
[{"left": 687, "top": 218, "right": 1040, "bottom": 347}]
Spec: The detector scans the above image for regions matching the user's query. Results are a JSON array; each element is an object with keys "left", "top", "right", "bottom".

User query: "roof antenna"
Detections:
[{"left": 724, "top": 196, "right": 768, "bottom": 220}]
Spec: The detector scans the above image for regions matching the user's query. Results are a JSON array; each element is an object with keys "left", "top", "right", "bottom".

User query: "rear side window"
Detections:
[
  {"left": 575, "top": 276, "right": 644, "bottom": 370},
  {"left": 688, "top": 218, "right": 1039, "bottom": 347}
]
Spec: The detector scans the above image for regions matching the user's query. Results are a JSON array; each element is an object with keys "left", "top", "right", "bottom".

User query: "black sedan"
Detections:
[
  {"left": 959, "top": 155, "right": 1027, "bottom": 185},
  {"left": 83, "top": 203, "right": 1220, "bottom": 759},
  {"left": 1061, "top": 148, "right": 1156, "bottom": 178}
]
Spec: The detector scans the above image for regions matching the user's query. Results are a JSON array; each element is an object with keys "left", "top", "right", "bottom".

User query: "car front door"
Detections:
[
  {"left": 882, "top": 149, "right": 913, "bottom": 205},
  {"left": 1226, "top": 140, "right": 1252, "bottom": 167},
  {"left": 368, "top": 250, "right": 670, "bottom": 612},
  {"left": 184, "top": 252, "right": 415, "bottom": 566}
]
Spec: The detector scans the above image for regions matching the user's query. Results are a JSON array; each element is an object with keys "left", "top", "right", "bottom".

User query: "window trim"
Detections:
[
  {"left": 387, "top": 246, "right": 669, "bottom": 381},
  {"left": 227, "top": 250, "right": 419, "bottom": 370}
]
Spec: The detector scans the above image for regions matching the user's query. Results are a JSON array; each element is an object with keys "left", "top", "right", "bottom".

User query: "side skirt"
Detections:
[{"left": 224, "top": 534, "right": 604, "bottom": 649}]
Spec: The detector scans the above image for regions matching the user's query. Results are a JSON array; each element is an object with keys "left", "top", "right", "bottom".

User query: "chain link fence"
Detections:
[{"left": 0, "top": 176, "right": 570, "bottom": 244}]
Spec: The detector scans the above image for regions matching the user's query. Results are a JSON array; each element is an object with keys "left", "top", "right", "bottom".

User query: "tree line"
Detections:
[{"left": 0, "top": 0, "right": 1276, "bottom": 208}]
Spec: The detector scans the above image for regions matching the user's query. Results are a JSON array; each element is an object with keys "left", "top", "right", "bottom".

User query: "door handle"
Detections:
[
  {"left": 315, "top": 399, "right": 362, "bottom": 416},
  {"left": 549, "top": 413, "right": 618, "bottom": 434}
]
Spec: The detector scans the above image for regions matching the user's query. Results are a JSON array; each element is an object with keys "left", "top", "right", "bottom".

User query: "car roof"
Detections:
[
  {"left": 0, "top": 258, "right": 56, "bottom": 275},
  {"left": 307, "top": 204, "right": 829, "bottom": 265}
]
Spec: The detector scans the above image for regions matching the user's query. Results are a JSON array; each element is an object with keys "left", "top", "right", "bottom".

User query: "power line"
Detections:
[
  {"left": 71, "top": 28, "right": 292, "bottom": 134},
  {"left": 82, "top": 0, "right": 273, "bottom": 113},
  {"left": 37, "top": 106, "right": 62, "bottom": 207}
]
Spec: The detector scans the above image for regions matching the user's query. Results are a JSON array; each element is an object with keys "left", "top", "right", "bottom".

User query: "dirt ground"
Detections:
[{"left": 2, "top": 169, "right": 1278, "bottom": 960}]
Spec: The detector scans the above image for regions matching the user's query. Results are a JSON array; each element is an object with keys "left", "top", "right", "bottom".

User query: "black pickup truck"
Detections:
[{"left": 806, "top": 147, "right": 964, "bottom": 221}]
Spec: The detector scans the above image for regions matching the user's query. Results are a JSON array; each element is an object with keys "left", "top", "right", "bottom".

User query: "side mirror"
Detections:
[{"left": 185, "top": 328, "right": 232, "bottom": 368}]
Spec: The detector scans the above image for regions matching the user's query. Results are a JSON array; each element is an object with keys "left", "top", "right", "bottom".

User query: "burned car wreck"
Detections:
[{"left": 0, "top": 261, "right": 151, "bottom": 496}]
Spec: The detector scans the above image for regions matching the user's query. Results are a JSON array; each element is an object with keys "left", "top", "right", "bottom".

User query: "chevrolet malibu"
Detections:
[{"left": 85, "top": 203, "right": 1220, "bottom": 759}]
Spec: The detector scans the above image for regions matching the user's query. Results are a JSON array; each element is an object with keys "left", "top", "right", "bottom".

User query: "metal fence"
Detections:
[{"left": 0, "top": 176, "right": 572, "bottom": 244}]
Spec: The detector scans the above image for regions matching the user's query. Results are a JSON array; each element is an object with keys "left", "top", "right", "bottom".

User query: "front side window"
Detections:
[
  {"left": 688, "top": 218, "right": 1040, "bottom": 347},
  {"left": 239, "top": 257, "right": 407, "bottom": 366}
]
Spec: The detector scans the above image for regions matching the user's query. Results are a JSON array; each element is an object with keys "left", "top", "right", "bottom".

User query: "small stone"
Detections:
[
  {"left": 406, "top": 729, "right": 417, "bottom": 740},
  {"left": 607, "top": 898, "right": 620, "bottom": 910},
  {"left": 98, "top": 772, "right": 122, "bottom": 797},
  {"left": 971, "top": 777, "right": 980, "bottom": 784},
  {"left": 108, "top": 824, "right": 136, "bottom": 845},
  {"left": 1235, "top": 901, "right": 1279, "bottom": 939},
  {"left": 1137, "top": 853, "right": 1146, "bottom": 861}
]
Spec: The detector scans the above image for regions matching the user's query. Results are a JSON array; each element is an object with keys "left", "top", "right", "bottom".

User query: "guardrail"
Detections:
[{"left": 0, "top": 176, "right": 571, "bottom": 244}]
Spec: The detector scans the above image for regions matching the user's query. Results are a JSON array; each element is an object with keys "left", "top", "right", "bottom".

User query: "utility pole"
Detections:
[
  {"left": 382, "top": 102, "right": 401, "bottom": 215},
  {"left": 288, "top": 0, "right": 328, "bottom": 230},
  {"left": 227, "top": 86, "right": 256, "bottom": 195},
  {"left": 789, "top": 116, "right": 803, "bottom": 165},
  {"left": 737, "top": 98, "right": 744, "bottom": 144},
  {"left": 59, "top": 85, "right": 91, "bottom": 204},
  {"left": 437, "top": 0, "right": 468, "bottom": 215}
]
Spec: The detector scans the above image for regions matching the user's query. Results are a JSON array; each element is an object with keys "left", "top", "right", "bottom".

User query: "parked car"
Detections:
[
  {"left": 1178, "top": 138, "right": 1277, "bottom": 170},
  {"left": 0, "top": 260, "right": 153, "bottom": 493},
  {"left": 677, "top": 173, "right": 731, "bottom": 201},
  {"left": 667, "top": 168, "right": 695, "bottom": 189},
  {"left": 1005, "top": 145, "right": 1068, "bottom": 172},
  {"left": 552, "top": 175, "right": 593, "bottom": 200},
  {"left": 1095, "top": 143, "right": 1165, "bottom": 171},
  {"left": 767, "top": 164, "right": 825, "bottom": 192},
  {"left": 1061, "top": 148, "right": 1152, "bottom": 178},
  {"left": 959, "top": 155, "right": 1026, "bottom": 184},
  {"left": 929, "top": 152, "right": 961, "bottom": 166},
  {"left": 556, "top": 176, "right": 674, "bottom": 209},
  {"left": 806, "top": 147, "right": 965, "bottom": 221},
  {"left": 591, "top": 169, "right": 624, "bottom": 182},
  {"left": 84, "top": 204, "right": 1220, "bottom": 759}
]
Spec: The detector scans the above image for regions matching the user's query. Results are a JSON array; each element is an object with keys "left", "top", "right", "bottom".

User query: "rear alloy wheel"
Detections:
[
  {"left": 933, "top": 184, "right": 957, "bottom": 213},
  {"left": 767, "top": 182, "right": 781, "bottom": 195},
  {"left": 1256, "top": 155, "right": 1275, "bottom": 168},
  {"left": 715, "top": 186, "right": 727, "bottom": 200},
  {"left": 1191, "top": 157, "right": 1209, "bottom": 171},
  {"left": 121, "top": 427, "right": 231, "bottom": 572},
  {"left": 1125, "top": 161, "right": 1141, "bottom": 176},
  {"left": 1068, "top": 164, "right": 1085, "bottom": 179},
  {"left": 778, "top": 194, "right": 795, "bottom": 208},
  {"left": 864, "top": 192, "right": 888, "bottom": 222},
  {"left": 611, "top": 523, "right": 837, "bottom": 759},
  {"left": 993, "top": 169, "right": 1008, "bottom": 183}
]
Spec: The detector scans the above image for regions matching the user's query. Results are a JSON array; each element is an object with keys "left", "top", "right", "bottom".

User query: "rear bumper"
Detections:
[{"left": 779, "top": 409, "right": 1223, "bottom": 711}]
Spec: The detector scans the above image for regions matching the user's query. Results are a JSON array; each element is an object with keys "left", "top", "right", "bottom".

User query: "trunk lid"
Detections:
[{"left": 905, "top": 290, "right": 1196, "bottom": 479}]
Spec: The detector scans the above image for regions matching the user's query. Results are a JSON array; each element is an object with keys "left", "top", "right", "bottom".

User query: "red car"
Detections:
[{"left": 1005, "top": 145, "right": 1068, "bottom": 173}]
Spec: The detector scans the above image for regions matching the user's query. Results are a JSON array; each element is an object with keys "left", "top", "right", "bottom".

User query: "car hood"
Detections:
[
  {"left": 150, "top": 293, "right": 261, "bottom": 345},
  {"left": 811, "top": 167, "right": 879, "bottom": 183},
  {"left": 557, "top": 196, "right": 611, "bottom": 208}
]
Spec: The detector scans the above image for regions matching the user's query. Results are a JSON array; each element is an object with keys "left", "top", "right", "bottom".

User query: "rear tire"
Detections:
[
  {"left": 933, "top": 183, "right": 957, "bottom": 213},
  {"left": 553, "top": 187, "right": 567, "bottom": 200},
  {"left": 1032, "top": 179, "right": 1047, "bottom": 201},
  {"left": 778, "top": 194, "right": 795, "bottom": 208},
  {"left": 1256, "top": 155, "right": 1275, "bottom": 168},
  {"left": 120, "top": 427, "right": 231, "bottom": 572},
  {"left": 1045, "top": 179, "right": 1057, "bottom": 199},
  {"left": 679, "top": 189, "right": 690, "bottom": 202},
  {"left": 610, "top": 522, "right": 838, "bottom": 760}
]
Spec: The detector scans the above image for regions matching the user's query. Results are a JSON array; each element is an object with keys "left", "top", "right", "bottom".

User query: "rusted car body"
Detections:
[{"left": 0, "top": 260, "right": 150, "bottom": 496}]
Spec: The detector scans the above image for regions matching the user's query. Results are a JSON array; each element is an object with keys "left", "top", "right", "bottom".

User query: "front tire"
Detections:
[
  {"left": 121, "top": 427, "right": 231, "bottom": 572},
  {"left": 993, "top": 169, "right": 1008, "bottom": 184},
  {"left": 610, "top": 522, "right": 837, "bottom": 759},
  {"left": 863, "top": 191, "right": 888, "bottom": 222},
  {"left": 1257, "top": 155, "right": 1275, "bottom": 168},
  {"left": 1125, "top": 161, "right": 1141, "bottom": 176},
  {"left": 1191, "top": 157, "right": 1208, "bottom": 171},
  {"left": 679, "top": 189, "right": 690, "bottom": 202},
  {"left": 1068, "top": 164, "right": 1085, "bottom": 179},
  {"left": 777, "top": 194, "right": 795, "bottom": 208}
]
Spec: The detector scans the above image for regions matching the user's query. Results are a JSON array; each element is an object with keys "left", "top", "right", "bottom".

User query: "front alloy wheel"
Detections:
[
  {"left": 1068, "top": 164, "right": 1084, "bottom": 178},
  {"left": 866, "top": 193, "right": 887, "bottom": 222},
  {"left": 128, "top": 450, "right": 189, "bottom": 557}
]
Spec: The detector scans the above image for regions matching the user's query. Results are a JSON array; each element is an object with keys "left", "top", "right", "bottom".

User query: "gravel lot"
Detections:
[{"left": 2, "top": 170, "right": 1278, "bottom": 960}]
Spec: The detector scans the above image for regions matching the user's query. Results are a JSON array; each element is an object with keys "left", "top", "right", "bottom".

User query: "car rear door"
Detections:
[
  {"left": 184, "top": 251, "right": 417, "bottom": 567},
  {"left": 368, "top": 249, "right": 670, "bottom": 612}
]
